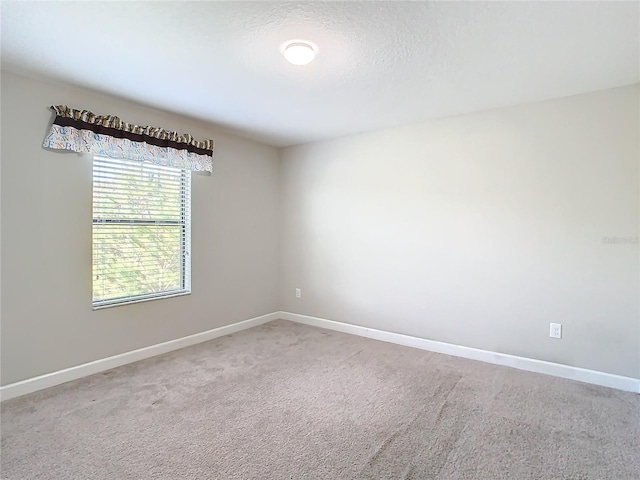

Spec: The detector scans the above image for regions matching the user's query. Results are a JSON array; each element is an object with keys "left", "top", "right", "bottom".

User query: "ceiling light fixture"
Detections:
[{"left": 281, "top": 40, "right": 317, "bottom": 66}]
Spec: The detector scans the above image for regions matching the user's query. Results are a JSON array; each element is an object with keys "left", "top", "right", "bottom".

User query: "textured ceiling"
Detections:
[{"left": 1, "top": 1, "right": 638, "bottom": 147}]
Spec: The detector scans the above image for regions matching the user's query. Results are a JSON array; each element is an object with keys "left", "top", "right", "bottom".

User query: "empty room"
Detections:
[{"left": 1, "top": 1, "right": 638, "bottom": 479}]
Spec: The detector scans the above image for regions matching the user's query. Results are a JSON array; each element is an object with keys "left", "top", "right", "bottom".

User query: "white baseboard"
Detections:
[
  {"left": 0, "top": 312, "right": 279, "bottom": 402},
  {"left": 280, "top": 311, "right": 640, "bottom": 394},
  {"left": 4, "top": 310, "right": 638, "bottom": 401}
]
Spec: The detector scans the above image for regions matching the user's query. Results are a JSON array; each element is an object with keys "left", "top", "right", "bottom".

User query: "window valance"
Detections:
[{"left": 43, "top": 105, "right": 214, "bottom": 175}]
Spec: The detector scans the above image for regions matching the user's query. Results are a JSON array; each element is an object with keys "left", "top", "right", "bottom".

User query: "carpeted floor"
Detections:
[{"left": 1, "top": 319, "right": 638, "bottom": 479}]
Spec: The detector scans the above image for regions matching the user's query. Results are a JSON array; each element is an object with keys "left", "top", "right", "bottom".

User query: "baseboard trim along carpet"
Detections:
[
  {"left": 0, "top": 312, "right": 280, "bottom": 402},
  {"left": 2, "top": 311, "right": 638, "bottom": 401},
  {"left": 280, "top": 312, "right": 640, "bottom": 394}
]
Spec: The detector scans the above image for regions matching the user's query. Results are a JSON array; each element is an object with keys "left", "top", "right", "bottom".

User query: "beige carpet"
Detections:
[{"left": 1, "top": 319, "right": 638, "bottom": 479}]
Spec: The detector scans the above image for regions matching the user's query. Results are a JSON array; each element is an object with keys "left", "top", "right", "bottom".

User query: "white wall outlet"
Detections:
[
  {"left": 550, "top": 323, "right": 562, "bottom": 339},
  {"left": 295, "top": 288, "right": 301, "bottom": 299}
]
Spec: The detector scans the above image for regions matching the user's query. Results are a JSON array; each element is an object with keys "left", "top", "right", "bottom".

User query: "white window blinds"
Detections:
[{"left": 92, "top": 155, "right": 191, "bottom": 308}]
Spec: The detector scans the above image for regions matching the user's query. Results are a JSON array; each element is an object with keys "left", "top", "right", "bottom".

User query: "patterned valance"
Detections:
[{"left": 43, "top": 105, "right": 214, "bottom": 175}]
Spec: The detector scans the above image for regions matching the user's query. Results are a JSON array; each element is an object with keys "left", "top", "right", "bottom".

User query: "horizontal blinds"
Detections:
[
  {"left": 94, "top": 157, "right": 185, "bottom": 221},
  {"left": 92, "top": 156, "right": 191, "bottom": 307}
]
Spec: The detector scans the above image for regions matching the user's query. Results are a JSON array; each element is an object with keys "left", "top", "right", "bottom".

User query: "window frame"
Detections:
[{"left": 91, "top": 155, "right": 192, "bottom": 309}]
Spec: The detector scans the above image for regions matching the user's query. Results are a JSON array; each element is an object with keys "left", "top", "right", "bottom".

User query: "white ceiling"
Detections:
[{"left": 2, "top": 1, "right": 638, "bottom": 147}]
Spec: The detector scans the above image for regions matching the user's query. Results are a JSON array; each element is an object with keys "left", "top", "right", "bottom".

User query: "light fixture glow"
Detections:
[{"left": 281, "top": 40, "right": 317, "bottom": 66}]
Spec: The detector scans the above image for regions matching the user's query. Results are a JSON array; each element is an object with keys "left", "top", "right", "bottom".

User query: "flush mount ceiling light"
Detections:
[{"left": 281, "top": 40, "right": 317, "bottom": 66}]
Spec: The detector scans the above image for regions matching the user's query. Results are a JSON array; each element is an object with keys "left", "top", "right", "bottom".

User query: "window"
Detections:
[{"left": 92, "top": 155, "right": 191, "bottom": 308}]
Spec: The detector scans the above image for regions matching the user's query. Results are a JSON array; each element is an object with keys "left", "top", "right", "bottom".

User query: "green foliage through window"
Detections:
[{"left": 92, "top": 156, "right": 191, "bottom": 307}]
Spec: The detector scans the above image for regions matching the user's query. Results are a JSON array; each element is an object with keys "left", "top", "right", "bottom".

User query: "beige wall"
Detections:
[
  {"left": 280, "top": 85, "right": 640, "bottom": 378},
  {"left": 2, "top": 72, "right": 638, "bottom": 386},
  {"left": 1, "top": 72, "right": 281, "bottom": 385}
]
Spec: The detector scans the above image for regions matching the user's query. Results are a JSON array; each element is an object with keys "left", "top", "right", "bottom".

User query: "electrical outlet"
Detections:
[
  {"left": 295, "top": 288, "right": 301, "bottom": 299},
  {"left": 550, "top": 323, "right": 562, "bottom": 339}
]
